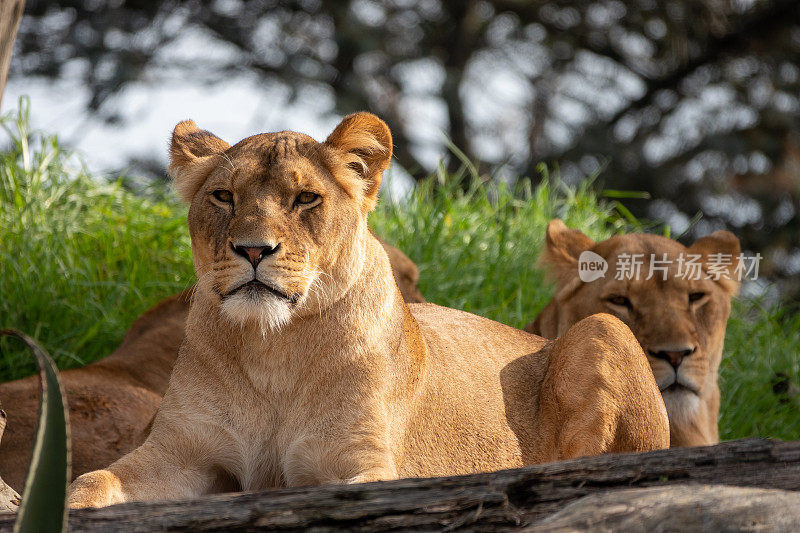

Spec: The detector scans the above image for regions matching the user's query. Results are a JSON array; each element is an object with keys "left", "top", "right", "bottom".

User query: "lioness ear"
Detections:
[
  {"left": 168, "top": 120, "right": 230, "bottom": 202},
  {"left": 324, "top": 112, "right": 392, "bottom": 211},
  {"left": 542, "top": 219, "right": 595, "bottom": 274},
  {"left": 688, "top": 230, "right": 742, "bottom": 296}
]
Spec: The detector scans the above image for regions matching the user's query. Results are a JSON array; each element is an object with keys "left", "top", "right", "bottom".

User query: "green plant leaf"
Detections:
[
  {"left": 601, "top": 189, "right": 651, "bottom": 199},
  {"left": 0, "top": 330, "right": 71, "bottom": 533}
]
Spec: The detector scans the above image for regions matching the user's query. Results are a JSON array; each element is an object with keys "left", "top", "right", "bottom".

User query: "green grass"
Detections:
[
  {"left": 0, "top": 99, "right": 194, "bottom": 379},
  {"left": 373, "top": 164, "right": 631, "bottom": 329},
  {"left": 1, "top": 100, "right": 798, "bottom": 442},
  {"left": 719, "top": 304, "right": 800, "bottom": 441}
]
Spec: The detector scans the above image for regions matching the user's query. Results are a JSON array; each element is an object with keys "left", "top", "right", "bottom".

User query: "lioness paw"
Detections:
[{"left": 67, "top": 470, "right": 125, "bottom": 509}]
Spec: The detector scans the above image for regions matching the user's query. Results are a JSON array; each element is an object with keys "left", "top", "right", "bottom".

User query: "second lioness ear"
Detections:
[
  {"left": 688, "top": 230, "right": 742, "bottom": 295},
  {"left": 542, "top": 219, "right": 596, "bottom": 273},
  {"left": 168, "top": 120, "right": 230, "bottom": 202},
  {"left": 324, "top": 112, "right": 392, "bottom": 211}
]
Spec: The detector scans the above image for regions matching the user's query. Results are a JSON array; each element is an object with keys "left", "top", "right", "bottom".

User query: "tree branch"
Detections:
[
  {"left": 0, "top": 0, "right": 25, "bottom": 110},
  {"left": 553, "top": 0, "right": 800, "bottom": 162}
]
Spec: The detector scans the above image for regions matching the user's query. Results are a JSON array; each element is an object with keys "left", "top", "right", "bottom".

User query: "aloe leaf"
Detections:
[{"left": 0, "top": 330, "right": 71, "bottom": 533}]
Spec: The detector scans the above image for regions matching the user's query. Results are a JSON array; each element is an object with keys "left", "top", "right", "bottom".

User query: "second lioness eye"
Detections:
[
  {"left": 606, "top": 295, "right": 633, "bottom": 309},
  {"left": 212, "top": 189, "right": 233, "bottom": 203},
  {"left": 689, "top": 291, "right": 706, "bottom": 303},
  {"left": 296, "top": 191, "right": 319, "bottom": 205}
]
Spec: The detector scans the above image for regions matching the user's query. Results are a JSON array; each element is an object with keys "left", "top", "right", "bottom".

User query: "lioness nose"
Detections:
[
  {"left": 648, "top": 345, "right": 697, "bottom": 369},
  {"left": 231, "top": 242, "right": 280, "bottom": 267}
]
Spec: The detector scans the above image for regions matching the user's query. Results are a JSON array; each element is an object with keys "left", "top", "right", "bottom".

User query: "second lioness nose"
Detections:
[
  {"left": 232, "top": 242, "right": 280, "bottom": 267},
  {"left": 648, "top": 345, "right": 697, "bottom": 369}
]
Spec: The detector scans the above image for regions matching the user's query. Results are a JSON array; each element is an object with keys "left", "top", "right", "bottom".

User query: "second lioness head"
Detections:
[{"left": 533, "top": 220, "right": 741, "bottom": 422}]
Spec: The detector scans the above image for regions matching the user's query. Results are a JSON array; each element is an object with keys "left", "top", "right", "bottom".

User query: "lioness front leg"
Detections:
[
  {"left": 538, "top": 313, "right": 670, "bottom": 461},
  {"left": 68, "top": 428, "right": 219, "bottom": 508},
  {"left": 283, "top": 427, "right": 398, "bottom": 487}
]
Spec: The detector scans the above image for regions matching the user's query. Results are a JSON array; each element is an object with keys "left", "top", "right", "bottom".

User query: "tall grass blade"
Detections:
[
  {"left": 601, "top": 189, "right": 651, "bottom": 199},
  {"left": 676, "top": 211, "right": 704, "bottom": 240}
]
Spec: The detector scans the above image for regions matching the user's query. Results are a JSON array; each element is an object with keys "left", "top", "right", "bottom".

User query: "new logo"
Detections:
[{"left": 578, "top": 251, "right": 608, "bottom": 282}]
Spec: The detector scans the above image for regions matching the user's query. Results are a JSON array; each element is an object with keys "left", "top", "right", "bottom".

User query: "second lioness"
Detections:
[
  {"left": 527, "top": 220, "right": 741, "bottom": 447},
  {"left": 69, "top": 113, "right": 668, "bottom": 508}
]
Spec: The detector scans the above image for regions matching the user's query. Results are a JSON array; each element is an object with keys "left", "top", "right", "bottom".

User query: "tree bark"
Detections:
[
  {"left": 439, "top": 1, "right": 485, "bottom": 178},
  {"left": 0, "top": 438, "right": 797, "bottom": 531},
  {"left": 0, "top": 0, "right": 24, "bottom": 110},
  {"left": 531, "top": 484, "right": 800, "bottom": 532}
]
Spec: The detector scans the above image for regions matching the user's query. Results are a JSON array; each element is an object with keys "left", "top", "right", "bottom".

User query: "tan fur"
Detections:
[
  {"left": 68, "top": 114, "right": 668, "bottom": 508},
  {"left": 526, "top": 219, "right": 741, "bottom": 447},
  {"left": 0, "top": 240, "right": 420, "bottom": 493},
  {"left": 379, "top": 236, "right": 425, "bottom": 303}
]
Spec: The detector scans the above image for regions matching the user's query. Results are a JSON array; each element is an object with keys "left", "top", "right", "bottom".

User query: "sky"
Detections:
[{"left": 2, "top": 24, "right": 417, "bottom": 198}]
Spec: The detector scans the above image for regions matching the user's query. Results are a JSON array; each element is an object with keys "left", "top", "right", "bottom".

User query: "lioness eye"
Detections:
[
  {"left": 606, "top": 295, "right": 633, "bottom": 309},
  {"left": 296, "top": 191, "right": 319, "bottom": 205},
  {"left": 689, "top": 292, "right": 706, "bottom": 303},
  {"left": 212, "top": 189, "right": 233, "bottom": 203}
]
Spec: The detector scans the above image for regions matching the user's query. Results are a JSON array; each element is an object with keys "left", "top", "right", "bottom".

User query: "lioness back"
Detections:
[{"left": 402, "top": 303, "right": 549, "bottom": 476}]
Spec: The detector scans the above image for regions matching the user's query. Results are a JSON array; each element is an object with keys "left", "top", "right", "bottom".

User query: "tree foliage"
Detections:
[{"left": 11, "top": 0, "right": 800, "bottom": 291}]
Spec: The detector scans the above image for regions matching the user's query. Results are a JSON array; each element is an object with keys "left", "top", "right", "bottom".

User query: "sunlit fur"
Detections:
[
  {"left": 68, "top": 115, "right": 669, "bottom": 510},
  {"left": 527, "top": 219, "right": 741, "bottom": 447}
]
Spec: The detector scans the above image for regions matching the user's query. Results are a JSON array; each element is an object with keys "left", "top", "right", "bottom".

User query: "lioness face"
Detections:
[
  {"left": 539, "top": 220, "right": 740, "bottom": 419},
  {"left": 167, "top": 113, "right": 392, "bottom": 332}
]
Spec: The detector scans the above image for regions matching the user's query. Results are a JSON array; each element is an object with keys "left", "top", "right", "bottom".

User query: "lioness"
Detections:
[
  {"left": 526, "top": 220, "right": 741, "bottom": 447},
  {"left": 0, "top": 240, "right": 420, "bottom": 492},
  {"left": 68, "top": 113, "right": 668, "bottom": 508}
]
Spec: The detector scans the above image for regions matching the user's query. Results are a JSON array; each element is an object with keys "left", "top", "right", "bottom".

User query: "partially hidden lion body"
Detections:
[
  {"left": 525, "top": 220, "right": 740, "bottom": 447},
  {"left": 68, "top": 113, "right": 668, "bottom": 508},
  {"left": 0, "top": 239, "right": 422, "bottom": 493},
  {"left": 0, "top": 291, "right": 190, "bottom": 492}
]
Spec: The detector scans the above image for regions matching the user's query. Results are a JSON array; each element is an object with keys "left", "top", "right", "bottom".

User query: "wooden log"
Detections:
[
  {"left": 0, "top": 438, "right": 797, "bottom": 531},
  {"left": 0, "top": 0, "right": 24, "bottom": 109},
  {"left": 529, "top": 485, "right": 800, "bottom": 532}
]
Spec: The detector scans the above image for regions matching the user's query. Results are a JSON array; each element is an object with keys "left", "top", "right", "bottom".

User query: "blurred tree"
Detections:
[
  {"left": 0, "top": 0, "right": 25, "bottom": 109},
  {"left": 9, "top": 0, "right": 800, "bottom": 293}
]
